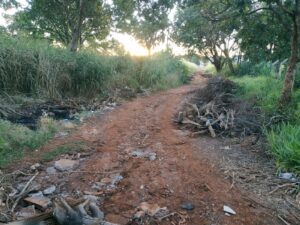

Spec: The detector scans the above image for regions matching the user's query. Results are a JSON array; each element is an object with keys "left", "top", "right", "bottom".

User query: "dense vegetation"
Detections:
[
  {"left": 0, "top": 34, "right": 190, "bottom": 99},
  {"left": 209, "top": 62, "right": 300, "bottom": 174},
  {"left": 0, "top": 0, "right": 299, "bottom": 173}
]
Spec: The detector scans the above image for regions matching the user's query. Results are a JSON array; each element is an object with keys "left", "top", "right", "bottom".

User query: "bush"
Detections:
[
  {"left": 267, "top": 124, "right": 300, "bottom": 174},
  {"left": 0, "top": 35, "right": 190, "bottom": 98},
  {"left": 0, "top": 117, "right": 58, "bottom": 167}
]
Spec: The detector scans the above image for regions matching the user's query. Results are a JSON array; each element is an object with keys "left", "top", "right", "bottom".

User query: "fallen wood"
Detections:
[
  {"left": 177, "top": 77, "right": 261, "bottom": 138},
  {"left": 11, "top": 172, "right": 39, "bottom": 213}
]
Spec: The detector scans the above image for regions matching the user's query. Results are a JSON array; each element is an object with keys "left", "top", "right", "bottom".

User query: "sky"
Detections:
[{"left": 0, "top": 1, "right": 186, "bottom": 56}]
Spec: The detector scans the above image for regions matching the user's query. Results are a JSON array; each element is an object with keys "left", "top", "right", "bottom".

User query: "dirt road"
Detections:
[{"left": 35, "top": 75, "right": 281, "bottom": 224}]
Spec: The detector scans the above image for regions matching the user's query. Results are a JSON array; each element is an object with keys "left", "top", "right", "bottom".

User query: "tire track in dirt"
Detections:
[{"left": 48, "top": 76, "right": 280, "bottom": 224}]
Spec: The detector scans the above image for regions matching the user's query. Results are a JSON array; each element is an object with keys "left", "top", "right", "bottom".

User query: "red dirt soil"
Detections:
[{"left": 19, "top": 75, "right": 282, "bottom": 224}]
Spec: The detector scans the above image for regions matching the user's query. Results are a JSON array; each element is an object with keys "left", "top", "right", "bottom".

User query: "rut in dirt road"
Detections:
[{"left": 43, "top": 76, "right": 280, "bottom": 225}]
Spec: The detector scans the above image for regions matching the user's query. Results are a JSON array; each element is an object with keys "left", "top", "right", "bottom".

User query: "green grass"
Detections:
[
  {"left": 0, "top": 117, "right": 58, "bottom": 167},
  {"left": 232, "top": 76, "right": 282, "bottom": 114},
  {"left": 42, "top": 142, "right": 86, "bottom": 161},
  {"left": 0, "top": 34, "right": 190, "bottom": 98},
  {"left": 227, "top": 63, "right": 300, "bottom": 174},
  {"left": 267, "top": 124, "right": 300, "bottom": 173}
]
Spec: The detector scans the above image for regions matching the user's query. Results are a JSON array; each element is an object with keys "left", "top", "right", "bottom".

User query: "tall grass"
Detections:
[{"left": 0, "top": 34, "right": 190, "bottom": 98}]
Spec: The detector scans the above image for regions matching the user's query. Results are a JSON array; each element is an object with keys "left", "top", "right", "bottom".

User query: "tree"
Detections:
[
  {"left": 237, "top": 9, "right": 291, "bottom": 63},
  {"left": 0, "top": 0, "right": 18, "bottom": 8},
  {"left": 173, "top": 0, "right": 239, "bottom": 73},
  {"left": 232, "top": 0, "right": 300, "bottom": 104},
  {"left": 113, "top": 0, "right": 174, "bottom": 56},
  {"left": 10, "top": 0, "right": 112, "bottom": 52}
]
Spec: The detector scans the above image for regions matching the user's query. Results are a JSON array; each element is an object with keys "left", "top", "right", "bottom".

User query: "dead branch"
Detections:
[
  {"left": 10, "top": 172, "right": 39, "bottom": 213},
  {"left": 268, "top": 183, "right": 298, "bottom": 195}
]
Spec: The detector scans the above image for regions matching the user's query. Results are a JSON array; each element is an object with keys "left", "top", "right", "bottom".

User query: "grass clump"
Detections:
[
  {"left": 267, "top": 124, "right": 300, "bottom": 173},
  {"left": 0, "top": 117, "right": 58, "bottom": 167}
]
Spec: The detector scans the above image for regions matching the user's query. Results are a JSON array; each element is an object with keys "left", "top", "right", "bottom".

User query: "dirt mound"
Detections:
[{"left": 177, "top": 77, "right": 261, "bottom": 138}]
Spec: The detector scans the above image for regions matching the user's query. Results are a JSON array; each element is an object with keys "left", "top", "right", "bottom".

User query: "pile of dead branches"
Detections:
[{"left": 177, "top": 77, "right": 261, "bottom": 138}]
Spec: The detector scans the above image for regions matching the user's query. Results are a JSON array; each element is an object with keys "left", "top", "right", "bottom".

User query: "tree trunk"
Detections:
[
  {"left": 69, "top": 0, "right": 84, "bottom": 52},
  {"left": 223, "top": 49, "right": 235, "bottom": 74},
  {"left": 212, "top": 56, "right": 222, "bottom": 72},
  {"left": 279, "top": 1, "right": 300, "bottom": 105}
]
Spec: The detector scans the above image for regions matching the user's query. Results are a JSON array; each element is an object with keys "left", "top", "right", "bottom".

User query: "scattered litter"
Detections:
[
  {"left": 43, "top": 185, "right": 56, "bottom": 195},
  {"left": 223, "top": 205, "right": 236, "bottom": 215},
  {"left": 93, "top": 174, "right": 123, "bottom": 191},
  {"left": 83, "top": 195, "right": 99, "bottom": 202},
  {"left": 46, "top": 167, "right": 57, "bottom": 175},
  {"left": 134, "top": 202, "right": 169, "bottom": 219},
  {"left": 278, "top": 172, "right": 296, "bottom": 181},
  {"left": 54, "top": 159, "right": 79, "bottom": 171},
  {"left": 28, "top": 191, "right": 44, "bottom": 198},
  {"left": 24, "top": 196, "right": 51, "bottom": 210},
  {"left": 130, "top": 149, "right": 157, "bottom": 161},
  {"left": 55, "top": 131, "right": 69, "bottom": 138},
  {"left": 30, "top": 163, "right": 41, "bottom": 171},
  {"left": 60, "top": 120, "right": 76, "bottom": 129},
  {"left": 15, "top": 205, "right": 36, "bottom": 220},
  {"left": 180, "top": 202, "right": 195, "bottom": 211}
]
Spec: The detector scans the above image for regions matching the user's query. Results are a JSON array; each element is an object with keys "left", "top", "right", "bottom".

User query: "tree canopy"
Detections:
[{"left": 10, "top": 0, "right": 112, "bottom": 51}]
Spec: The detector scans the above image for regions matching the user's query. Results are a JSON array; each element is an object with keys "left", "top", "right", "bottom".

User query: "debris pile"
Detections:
[
  {"left": 0, "top": 154, "right": 121, "bottom": 224},
  {"left": 177, "top": 77, "right": 261, "bottom": 138}
]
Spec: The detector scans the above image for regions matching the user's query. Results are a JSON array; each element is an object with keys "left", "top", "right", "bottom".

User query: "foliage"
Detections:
[
  {"left": 237, "top": 10, "right": 291, "bottom": 63},
  {"left": 0, "top": 117, "right": 58, "bottom": 167},
  {"left": 0, "top": 34, "right": 190, "bottom": 98},
  {"left": 173, "top": 0, "right": 238, "bottom": 72},
  {"left": 10, "top": 0, "right": 112, "bottom": 50},
  {"left": 113, "top": 0, "right": 174, "bottom": 54},
  {"left": 232, "top": 76, "right": 282, "bottom": 114},
  {"left": 267, "top": 124, "right": 300, "bottom": 174},
  {"left": 230, "top": 64, "right": 300, "bottom": 173}
]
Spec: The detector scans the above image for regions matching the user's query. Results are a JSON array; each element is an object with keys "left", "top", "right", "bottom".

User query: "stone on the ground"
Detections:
[
  {"left": 46, "top": 166, "right": 57, "bottom": 175},
  {"left": 223, "top": 205, "right": 236, "bottom": 215},
  {"left": 28, "top": 191, "right": 44, "bottom": 198},
  {"left": 61, "top": 120, "right": 76, "bottom": 129},
  {"left": 15, "top": 205, "right": 36, "bottom": 220},
  {"left": 16, "top": 182, "right": 41, "bottom": 193},
  {"left": 130, "top": 149, "right": 157, "bottom": 161},
  {"left": 180, "top": 202, "right": 195, "bottom": 211},
  {"left": 30, "top": 163, "right": 41, "bottom": 171},
  {"left": 54, "top": 159, "right": 79, "bottom": 171},
  {"left": 83, "top": 195, "right": 99, "bottom": 202},
  {"left": 43, "top": 185, "right": 56, "bottom": 195},
  {"left": 24, "top": 196, "right": 51, "bottom": 210}
]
